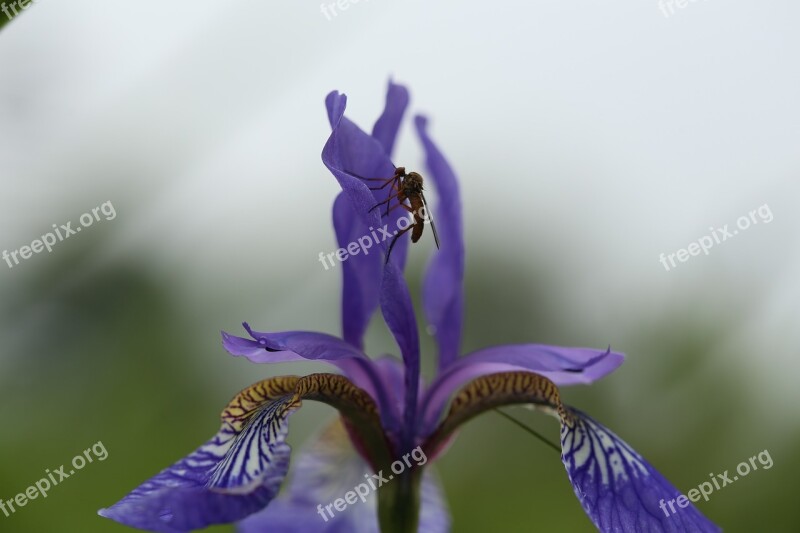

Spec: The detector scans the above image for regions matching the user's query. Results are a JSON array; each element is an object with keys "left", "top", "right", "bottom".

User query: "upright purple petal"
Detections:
[
  {"left": 562, "top": 408, "right": 720, "bottom": 532},
  {"left": 419, "top": 344, "right": 623, "bottom": 435},
  {"left": 332, "top": 82, "right": 411, "bottom": 349},
  {"left": 222, "top": 325, "right": 401, "bottom": 433},
  {"left": 322, "top": 91, "right": 410, "bottom": 270},
  {"left": 371, "top": 356, "right": 409, "bottom": 416},
  {"left": 323, "top": 90, "right": 423, "bottom": 444},
  {"left": 333, "top": 192, "right": 382, "bottom": 348},
  {"left": 323, "top": 91, "right": 393, "bottom": 231},
  {"left": 414, "top": 116, "right": 465, "bottom": 371},
  {"left": 372, "top": 81, "right": 410, "bottom": 156},
  {"left": 380, "top": 262, "right": 421, "bottom": 448}
]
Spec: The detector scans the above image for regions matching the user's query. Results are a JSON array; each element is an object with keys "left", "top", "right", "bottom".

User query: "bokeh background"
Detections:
[{"left": 1, "top": 1, "right": 798, "bottom": 531}]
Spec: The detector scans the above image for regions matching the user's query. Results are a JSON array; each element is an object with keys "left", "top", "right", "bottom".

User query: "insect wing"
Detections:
[{"left": 420, "top": 192, "right": 441, "bottom": 249}]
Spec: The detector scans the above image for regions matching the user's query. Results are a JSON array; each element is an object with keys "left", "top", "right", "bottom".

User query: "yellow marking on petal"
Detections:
[
  {"left": 219, "top": 374, "right": 391, "bottom": 470},
  {"left": 425, "top": 371, "right": 573, "bottom": 454},
  {"left": 221, "top": 376, "right": 301, "bottom": 431},
  {"left": 295, "top": 373, "right": 380, "bottom": 418}
]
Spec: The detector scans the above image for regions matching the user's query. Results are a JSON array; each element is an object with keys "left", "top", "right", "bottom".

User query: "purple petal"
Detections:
[
  {"left": 99, "top": 395, "right": 297, "bottom": 532},
  {"left": 371, "top": 356, "right": 408, "bottom": 415},
  {"left": 333, "top": 192, "right": 382, "bottom": 348},
  {"left": 562, "top": 408, "right": 720, "bottom": 532},
  {"left": 419, "top": 345, "right": 623, "bottom": 435},
  {"left": 414, "top": 115, "right": 465, "bottom": 370},
  {"left": 421, "top": 370, "right": 717, "bottom": 532},
  {"left": 322, "top": 89, "right": 422, "bottom": 443},
  {"left": 322, "top": 92, "right": 407, "bottom": 264},
  {"left": 238, "top": 419, "right": 450, "bottom": 533},
  {"left": 222, "top": 325, "right": 401, "bottom": 433},
  {"left": 332, "top": 82, "right": 411, "bottom": 349},
  {"left": 417, "top": 469, "right": 452, "bottom": 533},
  {"left": 323, "top": 91, "right": 392, "bottom": 231},
  {"left": 228, "top": 324, "right": 368, "bottom": 361},
  {"left": 380, "top": 262, "right": 421, "bottom": 446},
  {"left": 102, "top": 374, "right": 395, "bottom": 533},
  {"left": 371, "top": 80, "right": 410, "bottom": 157}
]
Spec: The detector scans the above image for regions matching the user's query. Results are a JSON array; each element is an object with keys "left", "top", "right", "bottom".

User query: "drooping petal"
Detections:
[
  {"left": 99, "top": 378, "right": 299, "bottom": 532},
  {"left": 333, "top": 81, "right": 411, "bottom": 349},
  {"left": 415, "top": 115, "right": 465, "bottom": 370},
  {"left": 562, "top": 408, "right": 720, "bottom": 533},
  {"left": 222, "top": 324, "right": 401, "bottom": 433},
  {"left": 100, "top": 375, "right": 391, "bottom": 533},
  {"left": 420, "top": 344, "right": 623, "bottom": 435},
  {"left": 424, "top": 371, "right": 720, "bottom": 533},
  {"left": 238, "top": 419, "right": 450, "bottom": 533}
]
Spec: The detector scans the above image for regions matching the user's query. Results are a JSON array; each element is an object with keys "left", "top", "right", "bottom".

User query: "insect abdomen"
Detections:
[{"left": 409, "top": 196, "right": 425, "bottom": 243}]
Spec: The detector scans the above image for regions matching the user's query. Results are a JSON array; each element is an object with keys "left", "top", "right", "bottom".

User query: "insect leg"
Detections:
[
  {"left": 386, "top": 225, "right": 413, "bottom": 264},
  {"left": 385, "top": 177, "right": 403, "bottom": 218},
  {"left": 368, "top": 180, "right": 396, "bottom": 191},
  {"left": 369, "top": 189, "right": 403, "bottom": 213},
  {"left": 386, "top": 202, "right": 414, "bottom": 214}
]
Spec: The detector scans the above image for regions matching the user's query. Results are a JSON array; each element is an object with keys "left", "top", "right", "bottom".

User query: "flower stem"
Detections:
[{"left": 377, "top": 468, "right": 422, "bottom": 533}]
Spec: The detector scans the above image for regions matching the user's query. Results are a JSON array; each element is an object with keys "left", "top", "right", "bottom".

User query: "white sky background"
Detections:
[{"left": 0, "top": 1, "right": 798, "bottom": 422}]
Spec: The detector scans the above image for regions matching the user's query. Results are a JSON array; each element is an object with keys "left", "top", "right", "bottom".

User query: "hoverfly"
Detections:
[{"left": 353, "top": 166, "right": 440, "bottom": 262}]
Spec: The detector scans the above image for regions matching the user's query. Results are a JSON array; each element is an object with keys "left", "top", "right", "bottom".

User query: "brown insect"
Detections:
[{"left": 355, "top": 166, "right": 440, "bottom": 262}]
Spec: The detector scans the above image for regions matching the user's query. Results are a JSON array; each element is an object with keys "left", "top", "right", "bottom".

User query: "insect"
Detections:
[{"left": 354, "top": 166, "right": 440, "bottom": 262}]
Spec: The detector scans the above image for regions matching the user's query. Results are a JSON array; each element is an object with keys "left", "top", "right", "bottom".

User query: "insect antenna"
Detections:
[{"left": 494, "top": 409, "right": 561, "bottom": 454}]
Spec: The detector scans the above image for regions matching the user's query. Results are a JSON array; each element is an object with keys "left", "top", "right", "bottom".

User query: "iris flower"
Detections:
[{"left": 99, "top": 81, "right": 720, "bottom": 533}]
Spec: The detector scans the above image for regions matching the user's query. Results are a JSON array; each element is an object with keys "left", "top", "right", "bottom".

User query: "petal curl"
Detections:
[
  {"left": 322, "top": 90, "right": 409, "bottom": 268},
  {"left": 223, "top": 324, "right": 368, "bottom": 363},
  {"left": 420, "top": 345, "right": 623, "bottom": 435},
  {"left": 100, "top": 375, "right": 391, "bottom": 532}
]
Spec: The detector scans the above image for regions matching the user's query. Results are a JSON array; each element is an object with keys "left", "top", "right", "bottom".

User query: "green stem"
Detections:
[{"left": 377, "top": 467, "right": 422, "bottom": 533}]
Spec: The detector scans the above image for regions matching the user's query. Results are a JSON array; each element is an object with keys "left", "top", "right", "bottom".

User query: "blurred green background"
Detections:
[{"left": 2, "top": 1, "right": 798, "bottom": 532}]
